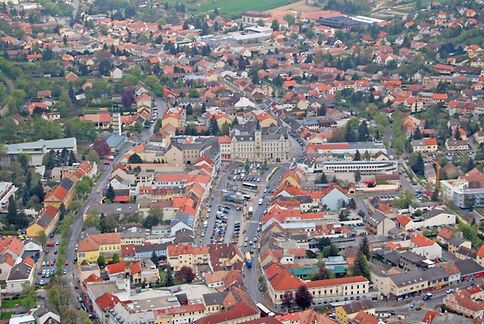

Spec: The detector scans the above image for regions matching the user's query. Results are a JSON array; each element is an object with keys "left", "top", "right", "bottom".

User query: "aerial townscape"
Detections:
[{"left": 0, "top": 0, "right": 483, "bottom": 323}]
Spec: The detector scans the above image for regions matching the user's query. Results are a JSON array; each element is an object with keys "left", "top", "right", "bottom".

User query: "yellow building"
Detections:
[
  {"left": 26, "top": 206, "right": 59, "bottom": 237},
  {"left": 77, "top": 233, "right": 121, "bottom": 263},
  {"left": 162, "top": 113, "right": 182, "bottom": 130},
  {"left": 155, "top": 304, "right": 206, "bottom": 324},
  {"left": 334, "top": 300, "right": 375, "bottom": 324},
  {"left": 44, "top": 178, "right": 75, "bottom": 209},
  {"left": 166, "top": 244, "right": 209, "bottom": 271}
]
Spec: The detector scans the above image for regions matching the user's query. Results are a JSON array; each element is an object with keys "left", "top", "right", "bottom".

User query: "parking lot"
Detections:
[{"left": 35, "top": 234, "right": 67, "bottom": 287}]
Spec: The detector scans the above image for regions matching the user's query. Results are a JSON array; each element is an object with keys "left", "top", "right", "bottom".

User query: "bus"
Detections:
[
  {"left": 242, "top": 182, "right": 257, "bottom": 191},
  {"left": 245, "top": 252, "right": 252, "bottom": 268},
  {"left": 256, "top": 303, "right": 275, "bottom": 317}
]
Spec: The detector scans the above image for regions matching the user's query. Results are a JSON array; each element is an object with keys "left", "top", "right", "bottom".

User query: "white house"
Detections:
[
  {"left": 411, "top": 233, "right": 442, "bottom": 259},
  {"left": 6, "top": 262, "right": 34, "bottom": 293}
]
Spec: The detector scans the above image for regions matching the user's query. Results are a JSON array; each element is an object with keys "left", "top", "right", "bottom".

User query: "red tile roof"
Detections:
[
  {"left": 411, "top": 233, "right": 435, "bottom": 247},
  {"left": 96, "top": 293, "right": 121, "bottom": 311},
  {"left": 193, "top": 302, "right": 258, "bottom": 324}
]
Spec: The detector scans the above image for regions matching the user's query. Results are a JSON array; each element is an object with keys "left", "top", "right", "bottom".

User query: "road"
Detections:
[
  {"left": 63, "top": 97, "right": 167, "bottom": 292},
  {"left": 242, "top": 165, "right": 288, "bottom": 304}
]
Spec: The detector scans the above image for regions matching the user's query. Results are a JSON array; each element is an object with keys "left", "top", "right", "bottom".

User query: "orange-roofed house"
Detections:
[
  {"left": 156, "top": 304, "right": 207, "bottom": 323},
  {"left": 106, "top": 261, "right": 142, "bottom": 283},
  {"left": 412, "top": 138, "right": 438, "bottom": 153},
  {"left": 411, "top": 233, "right": 442, "bottom": 259},
  {"left": 264, "top": 262, "right": 370, "bottom": 311},
  {"left": 26, "top": 205, "right": 60, "bottom": 237},
  {"left": 44, "top": 177, "right": 75, "bottom": 209},
  {"left": 167, "top": 244, "right": 209, "bottom": 271},
  {"left": 218, "top": 136, "right": 231, "bottom": 160},
  {"left": 76, "top": 233, "right": 121, "bottom": 263},
  {"left": 254, "top": 112, "right": 277, "bottom": 128},
  {"left": 477, "top": 246, "right": 484, "bottom": 267},
  {"left": 81, "top": 113, "right": 113, "bottom": 129}
]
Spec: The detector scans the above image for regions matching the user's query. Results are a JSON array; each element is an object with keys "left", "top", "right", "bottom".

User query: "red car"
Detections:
[
  {"left": 65, "top": 261, "right": 69, "bottom": 266},
  {"left": 50, "top": 260, "right": 55, "bottom": 266}
]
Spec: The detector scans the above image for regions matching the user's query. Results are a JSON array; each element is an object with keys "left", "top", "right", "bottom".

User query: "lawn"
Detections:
[
  {"left": 198, "top": 0, "right": 299, "bottom": 16},
  {"left": 0, "top": 312, "right": 14, "bottom": 320},
  {"left": 1, "top": 299, "right": 22, "bottom": 309}
]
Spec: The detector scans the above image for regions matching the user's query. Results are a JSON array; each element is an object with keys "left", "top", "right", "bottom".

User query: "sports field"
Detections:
[{"left": 197, "top": 0, "right": 300, "bottom": 16}]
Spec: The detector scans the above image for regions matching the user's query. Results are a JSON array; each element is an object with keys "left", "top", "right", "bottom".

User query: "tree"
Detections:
[
  {"left": 128, "top": 153, "right": 143, "bottom": 164},
  {"left": 345, "top": 123, "right": 357, "bottom": 142},
  {"left": 245, "top": 158, "right": 250, "bottom": 174},
  {"left": 75, "top": 176, "right": 94, "bottom": 196},
  {"left": 6, "top": 195, "right": 17, "bottom": 226},
  {"left": 351, "top": 250, "right": 370, "bottom": 279},
  {"left": 100, "top": 213, "right": 117, "bottom": 233},
  {"left": 282, "top": 291, "right": 294, "bottom": 310},
  {"left": 97, "top": 255, "right": 105, "bottom": 267},
  {"left": 92, "top": 139, "right": 110, "bottom": 158},
  {"left": 322, "top": 244, "right": 339, "bottom": 257},
  {"left": 47, "top": 282, "right": 73, "bottom": 312},
  {"left": 283, "top": 14, "right": 295, "bottom": 26},
  {"left": 151, "top": 251, "right": 159, "bottom": 265},
  {"left": 354, "top": 150, "right": 361, "bottom": 161},
  {"left": 295, "top": 285, "right": 313, "bottom": 309},
  {"left": 360, "top": 236, "right": 370, "bottom": 259},
  {"left": 177, "top": 266, "right": 195, "bottom": 283},
  {"left": 358, "top": 120, "right": 369, "bottom": 141},
  {"left": 105, "top": 184, "right": 115, "bottom": 202},
  {"left": 86, "top": 150, "right": 100, "bottom": 163},
  {"left": 121, "top": 91, "right": 135, "bottom": 108},
  {"left": 363, "top": 150, "right": 371, "bottom": 160},
  {"left": 39, "top": 230, "right": 47, "bottom": 247},
  {"left": 164, "top": 266, "right": 174, "bottom": 286},
  {"left": 112, "top": 253, "right": 120, "bottom": 264},
  {"left": 318, "top": 172, "right": 328, "bottom": 184},
  {"left": 209, "top": 118, "right": 219, "bottom": 135},
  {"left": 318, "top": 237, "right": 332, "bottom": 251},
  {"left": 348, "top": 198, "right": 356, "bottom": 209},
  {"left": 432, "top": 187, "right": 440, "bottom": 202},
  {"left": 355, "top": 169, "right": 361, "bottom": 183},
  {"left": 20, "top": 283, "right": 37, "bottom": 309},
  {"left": 409, "top": 153, "right": 425, "bottom": 176},
  {"left": 142, "top": 214, "right": 160, "bottom": 228},
  {"left": 271, "top": 19, "right": 279, "bottom": 31},
  {"left": 189, "top": 89, "right": 200, "bottom": 98}
]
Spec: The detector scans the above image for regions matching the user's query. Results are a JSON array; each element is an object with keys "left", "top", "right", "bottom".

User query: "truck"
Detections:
[
  {"left": 248, "top": 207, "right": 253, "bottom": 215},
  {"left": 245, "top": 252, "right": 252, "bottom": 268}
]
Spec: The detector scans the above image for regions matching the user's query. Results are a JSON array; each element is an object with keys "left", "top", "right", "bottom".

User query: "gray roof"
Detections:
[
  {"left": 6, "top": 137, "right": 76, "bottom": 154},
  {"left": 400, "top": 251, "right": 425, "bottom": 264},
  {"left": 104, "top": 133, "right": 126, "bottom": 148},
  {"left": 203, "top": 291, "right": 228, "bottom": 306},
  {"left": 390, "top": 270, "right": 426, "bottom": 287},
  {"left": 422, "top": 208, "right": 454, "bottom": 220},
  {"left": 455, "top": 259, "right": 484, "bottom": 276},
  {"left": 448, "top": 236, "right": 467, "bottom": 247},
  {"left": 422, "top": 266, "right": 449, "bottom": 282},
  {"left": 341, "top": 300, "right": 374, "bottom": 314},
  {"left": 86, "top": 203, "right": 138, "bottom": 215},
  {"left": 134, "top": 243, "right": 167, "bottom": 253},
  {"left": 365, "top": 210, "right": 387, "bottom": 227},
  {"left": 7, "top": 262, "right": 32, "bottom": 280}
]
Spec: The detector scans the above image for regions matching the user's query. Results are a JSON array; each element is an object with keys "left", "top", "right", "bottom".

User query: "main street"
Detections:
[{"left": 63, "top": 97, "right": 167, "bottom": 291}]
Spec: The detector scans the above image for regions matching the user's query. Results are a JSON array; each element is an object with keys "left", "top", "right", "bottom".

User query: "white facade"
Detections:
[
  {"left": 314, "top": 160, "right": 398, "bottom": 175},
  {"left": 0, "top": 182, "right": 17, "bottom": 212}
]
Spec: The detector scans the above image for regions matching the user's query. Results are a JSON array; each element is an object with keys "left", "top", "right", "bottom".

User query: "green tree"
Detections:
[
  {"left": 209, "top": 118, "right": 219, "bottom": 135},
  {"left": 97, "top": 255, "right": 105, "bottom": 267},
  {"left": 75, "top": 176, "right": 94, "bottom": 196},
  {"left": 345, "top": 123, "right": 357, "bottom": 142},
  {"left": 38, "top": 230, "right": 47, "bottom": 247},
  {"left": 105, "top": 184, "right": 115, "bottom": 202},
  {"left": 245, "top": 158, "right": 250, "bottom": 174},
  {"left": 128, "top": 153, "right": 143, "bottom": 164},
  {"left": 271, "top": 19, "right": 279, "bottom": 31},
  {"left": 360, "top": 236, "right": 370, "bottom": 259},
  {"left": 283, "top": 14, "right": 295, "bottom": 25},
  {"left": 6, "top": 195, "right": 17, "bottom": 226},
  {"left": 354, "top": 169, "right": 361, "bottom": 183},
  {"left": 20, "top": 283, "right": 37, "bottom": 309},
  {"left": 86, "top": 150, "right": 100, "bottom": 163},
  {"left": 164, "top": 266, "right": 174, "bottom": 286},
  {"left": 363, "top": 150, "right": 371, "bottom": 160},
  {"left": 112, "top": 253, "right": 120, "bottom": 264},
  {"left": 354, "top": 150, "right": 361, "bottom": 161},
  {"left": 358, "top": 120, "right": 369, "bottom": 141},
  {"left": 351, "top": 250, "right": 370, "bottom": 279}
]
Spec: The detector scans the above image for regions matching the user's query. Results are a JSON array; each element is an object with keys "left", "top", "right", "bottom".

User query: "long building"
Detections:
[
  {"left": 313, "top": 160, "right": 398, "bottom": 175},
  {"left": 263, "top": 262, "right": 375, "bottom": 310},
  {"left": 231, "top": 129, "right": 290, "bottom": 162},
  {"left": 6, "top": 138, "right": 77, "bottom": 166}
]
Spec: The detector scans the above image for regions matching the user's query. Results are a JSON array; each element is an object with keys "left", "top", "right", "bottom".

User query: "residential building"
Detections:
[
  {"left": 0, "top": 182, "right": 17, "bottom": 212},
  {"left": 264, "top": 262, "right": 373, "bottom": 310},
  {"left": 6, "top": 261, "right": 34, "bottom": 293},
  {"left": 26, "top": 206, "right": 60, "bottom": 237},
  {"left": 411, "top": 138, "right": 438, "bottom": 153},
  {"left": 443, "top": 286, "right": 484, "bottom": 319},
  {"left": 364, "top": 211, "right": 396, "bottom": 236},
  {"left": 334, "top": 300, "right": 375, "bottom": 324},
  {"left": 77, "top": 233, "right": 121, "bottom": 263},
  {"left": 167, "top": 244, "right": 210, "bottom": 271}
]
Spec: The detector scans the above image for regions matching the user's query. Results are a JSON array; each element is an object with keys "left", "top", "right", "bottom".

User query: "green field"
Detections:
[{"left": 195, "top": 0, "right": 299, "bottom": 16}]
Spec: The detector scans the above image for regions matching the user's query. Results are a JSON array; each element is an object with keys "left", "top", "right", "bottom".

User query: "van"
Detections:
[{"left": 259, "top": 199, "right": 263, "bottom": 205}]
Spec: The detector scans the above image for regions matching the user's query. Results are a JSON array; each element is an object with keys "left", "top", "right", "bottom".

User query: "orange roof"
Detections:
[
  {"left": 23, "top": 256, "right": 34, "bottom": 267},
  {"left": 411, "top": 233, "right": 435, "bottom": 247},
  {"left": 385, "top": 242, "right": 402, "bottom": 250},
  {"left": 397, "top": 216, "right": 411, "bottom": 226},
  {"left": 305, "top": 276, "right": 368, "bottom": 288},
  {"left": 96, "top": 293, "right": 121, "bottom": 311},
  {"left": 477, "top": 246, "right": 484, "bottom": 258},
  {"left": 45, "top": 185, "right": 68, "bottom": 201},
  {"left": 157, "top": 304, "right": 205, "bottom": 315},
  {"left": 432, "top": 93, "right": 448, "bottom": 100},
  {"left": 78, "top": 233, "right": 121, "bottom": 253},
  {"left": 423, "top": 138, "right": 437, "bottom": 146},
  {"left": 218, "top": 135, "right": 230, "bottom": 144},
  {"left": 167, "top": 244, "right": 208, "bottom": 257}
]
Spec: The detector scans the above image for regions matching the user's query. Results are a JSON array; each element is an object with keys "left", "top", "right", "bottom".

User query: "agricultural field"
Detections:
[{"left": 195, "top": 0, "right": 300, "bottom": 16}]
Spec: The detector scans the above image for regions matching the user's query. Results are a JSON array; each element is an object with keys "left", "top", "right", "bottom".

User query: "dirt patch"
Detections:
[{"left": 264, "top": 0, "right": 319, "bottom": 14}]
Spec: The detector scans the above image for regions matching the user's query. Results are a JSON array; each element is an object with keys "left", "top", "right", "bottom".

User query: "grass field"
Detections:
[{"left": 197, "top": 0, "right": 300, "bottom": 16}]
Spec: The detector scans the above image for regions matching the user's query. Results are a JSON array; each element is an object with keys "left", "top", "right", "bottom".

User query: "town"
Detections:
[{"left": 0, "top": 0, "right": 483, "bottom": 323}]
